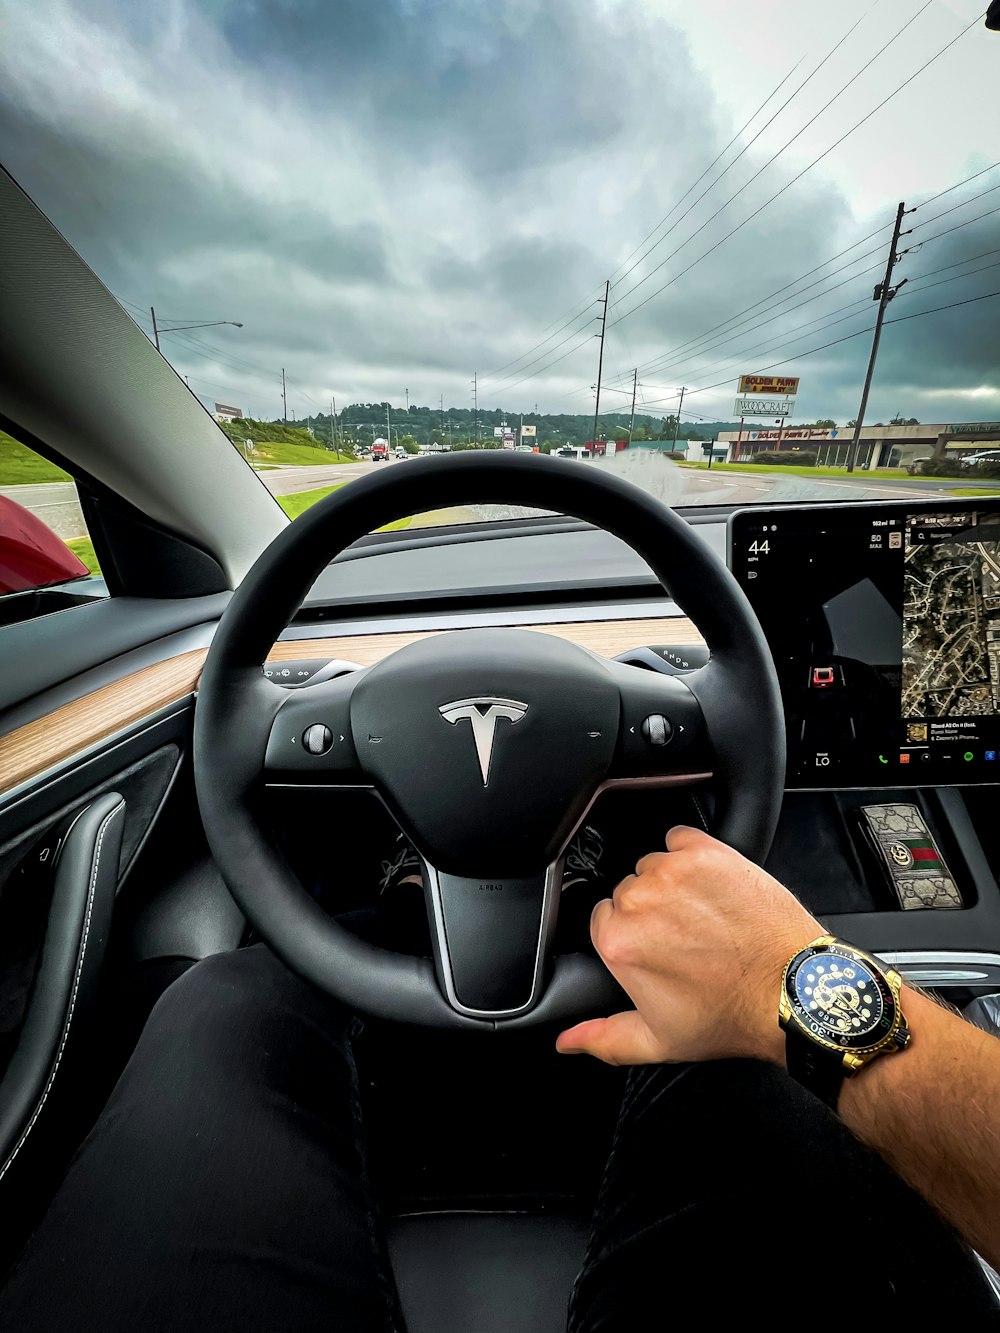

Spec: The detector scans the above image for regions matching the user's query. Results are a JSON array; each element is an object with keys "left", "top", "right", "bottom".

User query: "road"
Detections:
[
  {"left": 1, "top": 455, "right": 995, "bottom": 540},
  {"left": 257, "top": 459, "right": 385, "bottom": 495},
  {"left": 0, "top": 461, "right": 387, "bottom": 539}
]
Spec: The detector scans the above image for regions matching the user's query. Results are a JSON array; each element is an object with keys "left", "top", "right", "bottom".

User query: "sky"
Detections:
[{"left": 1, "top": 0, "right": 999, "bottom": 428}]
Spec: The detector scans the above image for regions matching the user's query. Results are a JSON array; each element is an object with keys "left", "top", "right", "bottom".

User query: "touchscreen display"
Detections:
[{"left": 728, "top": 499, "right": 1000, "bottom": 788}]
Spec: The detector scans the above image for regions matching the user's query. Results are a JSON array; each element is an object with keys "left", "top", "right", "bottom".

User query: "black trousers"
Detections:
[{"left": 0, "top": 946, "right": 992, "bottom": 1328}]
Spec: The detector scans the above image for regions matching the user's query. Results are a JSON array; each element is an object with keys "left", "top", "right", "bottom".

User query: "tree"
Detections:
[
  {"left": 811, "top": 418, "right": 836, "bottom": 429},
  {"left": 399, "top": 434, "right": 419, "bottom": 455},
  {"left": 846, "top": 419, "right": 858, "bottom": 428}
]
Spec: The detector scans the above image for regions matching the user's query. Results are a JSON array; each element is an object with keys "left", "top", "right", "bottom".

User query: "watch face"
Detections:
[{"left": 787, "top": 948, "right": 896, "bottom": 1050}]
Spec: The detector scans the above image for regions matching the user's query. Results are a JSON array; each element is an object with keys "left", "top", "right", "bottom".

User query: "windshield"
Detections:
[{"left": 2, "top": 1, "right": 999, "bottom": 528}]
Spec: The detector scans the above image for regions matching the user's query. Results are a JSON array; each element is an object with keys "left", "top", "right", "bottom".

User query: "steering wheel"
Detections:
[{"left": 194, "top": 452, "right": 784, "bottom": 1030}]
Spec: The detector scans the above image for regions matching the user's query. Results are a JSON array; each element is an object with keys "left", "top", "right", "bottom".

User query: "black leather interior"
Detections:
[
  {"left": 388, "top": 1211, "right": 588, "bottom": 1333},
  {"left": 196, "top": 450, "right": 785, "bottom": 1029},
  {"left": 0, "top": 793, "right": 125, "bottom": 1264}
]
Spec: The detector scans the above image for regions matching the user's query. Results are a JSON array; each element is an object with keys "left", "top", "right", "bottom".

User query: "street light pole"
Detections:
[
  {"left": 149, "top": 307, "right": 241, "bottom": 355},
  {"left": 628, "top": 367, "right": 637, "bottom": 443}
]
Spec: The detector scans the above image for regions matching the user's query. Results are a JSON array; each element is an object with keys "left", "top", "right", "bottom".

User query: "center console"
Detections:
[{"left": 727, "top": 498, "right": 1000, "bottom": 994}]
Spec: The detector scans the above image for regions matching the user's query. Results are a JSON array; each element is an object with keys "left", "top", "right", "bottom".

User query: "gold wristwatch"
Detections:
[{"left": 779, "top": 935, "right": 910, "bottom": 1109}]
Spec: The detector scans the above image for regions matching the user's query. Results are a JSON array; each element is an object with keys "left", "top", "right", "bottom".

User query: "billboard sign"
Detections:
[
  {"left": 737, "top": 375, "right": 799, "bottom": 396},
  {"left": 493, "top": 426, "right": 504, "bottom": 437},
  {"left": 520, "top": 424, "right": 537, "bottom": 438},
  {"left": 214, "top": 402, "right": 243, "bottom": 420},
  {"left": 733, "top": 398, "right": 795, "bottom": 417}
]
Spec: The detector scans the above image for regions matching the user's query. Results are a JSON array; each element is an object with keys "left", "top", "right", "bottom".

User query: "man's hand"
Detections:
[{"left": 556, "top": 825, "right": 819, "bottom": 1067}]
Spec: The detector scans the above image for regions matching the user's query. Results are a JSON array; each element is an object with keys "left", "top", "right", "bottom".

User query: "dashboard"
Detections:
[{"left": 729, "top": 498, "right": 1000, "bottom": 790}]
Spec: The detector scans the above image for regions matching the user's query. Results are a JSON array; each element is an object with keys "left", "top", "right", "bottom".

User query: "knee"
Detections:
[{"left": 145, "top": 946, "right": 348, "bottom": 1054}]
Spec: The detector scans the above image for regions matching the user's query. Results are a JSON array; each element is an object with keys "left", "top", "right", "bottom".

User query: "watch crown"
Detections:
[{"left": 893, "top": 1029, "right": 911, "bottom": 1050}]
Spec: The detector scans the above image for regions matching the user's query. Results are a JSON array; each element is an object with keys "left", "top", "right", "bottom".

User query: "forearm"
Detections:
[{"left": 837, "top": 988, "right": 1000, "bottom": 1270}]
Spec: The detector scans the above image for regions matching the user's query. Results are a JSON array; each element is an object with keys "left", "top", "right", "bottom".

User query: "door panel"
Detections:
[{"left": 0, "top": 793, "right": 124, "bottom": 1267}]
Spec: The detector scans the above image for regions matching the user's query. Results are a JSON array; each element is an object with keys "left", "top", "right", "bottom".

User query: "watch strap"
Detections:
[{"left": 784, "top": 1024, "right": 845, "bottom": 1109}]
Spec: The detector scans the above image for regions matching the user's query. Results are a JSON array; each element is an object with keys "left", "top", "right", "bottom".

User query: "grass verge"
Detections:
[
  {"left": 678, "top": 461, "right": 914, "bottom": 479},
  {"left": 242, "top": 442, "right": 355, "bottom": 467},
  {"left": 0, "top": 434, "right": 71, "bottom": 485},
  {"left": 65, "top": 537, "right": 100, "bottom": 574},
  {"left": 277, "top": 486, "right": 412, "bottom": 530}
]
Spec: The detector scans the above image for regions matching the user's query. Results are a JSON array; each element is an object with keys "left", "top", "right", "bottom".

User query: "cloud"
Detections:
[{"left": 0, "top": 0, "right": 997, "bottom": 425}]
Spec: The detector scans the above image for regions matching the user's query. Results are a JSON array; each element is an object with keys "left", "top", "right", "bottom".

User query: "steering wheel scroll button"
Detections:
[
  {"left": 641, "top": 714, "right": 672, "bottom": 746},
  {"left": 264, "top": 674, "right": 363, "bottom": 779},
  {"left": 302, "top": 724, "right": 333, "bottom": 755}
]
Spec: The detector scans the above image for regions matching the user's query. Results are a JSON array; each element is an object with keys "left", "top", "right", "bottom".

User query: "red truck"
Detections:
[
  {"left": 586, "top": 439, "right": 629, "bottom": 457},
  {"left": 370, "top": 438, "right": 390, "bottom": 463}
]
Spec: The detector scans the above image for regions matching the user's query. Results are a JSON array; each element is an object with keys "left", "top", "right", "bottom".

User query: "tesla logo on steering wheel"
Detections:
[{"left": 438, "top": 697, "right": 528, "bottom": 785}]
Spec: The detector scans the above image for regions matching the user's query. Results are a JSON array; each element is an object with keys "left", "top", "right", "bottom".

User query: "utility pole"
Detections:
[
  {"left": 628, "top": 367, "right": 638, "bottom": 442},
  {"left": 281, "top": 368, "right": 287, "bottom": 422},
  {"left": 672, "top": 386, "right": 686, "bottom": 452},
  {"left": 472, "top": 371, "right": 479, "bottom": 444},
  {"left": 151, "top": 307, "right": 160, "bottom": 352},
  {"left": 405, "top": 388, "right": 409, "bottom": 411},
  {"left": 847, "top": 201, "right": 910, "bottom": 473},
  {"left": 386, "top": 404, "right": 391, "bottom": 445},
  {"left": 440, "top": 394, "right": 445, "bottom": 439},
  {"left": 592, "top": 280, "right": 610, "bottom": 449}
]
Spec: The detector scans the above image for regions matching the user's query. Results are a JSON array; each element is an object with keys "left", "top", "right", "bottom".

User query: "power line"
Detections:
[
  {"left": 608, "top": 53, "right": 813, "bottom": 288},
  {"left": 636, "top": 255, "right": 886, "bottom": 382},
  {"left": 912, "top": 159, "right": 1000, "bottom": 210},
  {"left": 615, "top": 224, "right": 895, "bottom": 384},
  {"left": 481, "top": 5, "right": 881, "bottom": 391},
  {"left": 611, "top": 0, "right": 909, "bottom": 308},
  {"left": 886, "top": 286, "right": 1000, "bottom": 325},
  {"left": 495, "top": 329, "right": 601, "bottom": 395},
  {"left": 616, "top": 160, "right": 1000, "bottom": 388},
  {"left": 480, "top": 287, "right": 605, "bottom": 382},
  {"left": 640, "top": 303, "right": 877, "bottom": 403},
  {"left": 904, "top": 244, "right": 1000, "bottom": 286},
  {"left": 488, "top": 309, "right": 600, "bottom": 389},
  {"left": 667, "top": 254, "right": 1000, "bottom": 391},
  {"left": 901, "top": 254, "right": 1000, "bottom": 298},
  {"left": 908, "top": 201, "right": 1000, "bottom": 250},
  {"left": 609, "top": 6, "right": 984, "bottom": 329},
  {"left": 909, "top": 177, "right": 1000, "bottom": 233},
  {"left": 676, "top": 282, "right": 1000, "bottom": 402}
]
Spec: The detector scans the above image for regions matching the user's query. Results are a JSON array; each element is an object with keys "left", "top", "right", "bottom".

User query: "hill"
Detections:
[{"left": 217, "top": 417, "right": 353, "bottom": 466}]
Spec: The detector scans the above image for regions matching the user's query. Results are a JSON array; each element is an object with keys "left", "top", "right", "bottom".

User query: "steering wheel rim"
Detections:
[{"left": 194, "top": 452, "right": 784, "bottom": 1029}]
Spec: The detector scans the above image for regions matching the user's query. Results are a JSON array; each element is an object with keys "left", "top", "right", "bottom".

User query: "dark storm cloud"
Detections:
[
  {"left": 1, "top": 0, "right": 995, "bottom": 422},
  {"left": 219, "top": 0, "right": 644, "bottom": 175}
]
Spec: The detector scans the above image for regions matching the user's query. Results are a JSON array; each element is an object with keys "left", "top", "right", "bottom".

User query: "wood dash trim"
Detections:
[
  {"left": 0, "top": 649, "right": 206, "bottom": 795},
  {"left": 0, "top": 617, "right": 702, "bottom": 796},
  {"left": 270, "top": 616, "right": 701, "bottom": 667}
]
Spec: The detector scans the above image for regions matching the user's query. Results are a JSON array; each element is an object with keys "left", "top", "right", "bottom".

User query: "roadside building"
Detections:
[{"left": 717, "top": 420, "right": 1000, "bottom": 469}]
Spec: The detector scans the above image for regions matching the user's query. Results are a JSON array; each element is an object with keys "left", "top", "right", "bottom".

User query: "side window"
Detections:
[{"left": 0, "top": 428, "right": 100, "bottom": 599}]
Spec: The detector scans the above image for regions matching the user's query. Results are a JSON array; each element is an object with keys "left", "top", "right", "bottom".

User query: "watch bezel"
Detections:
[{"left": 782, "top": 940, "right": 903, "bottom": 1056}]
